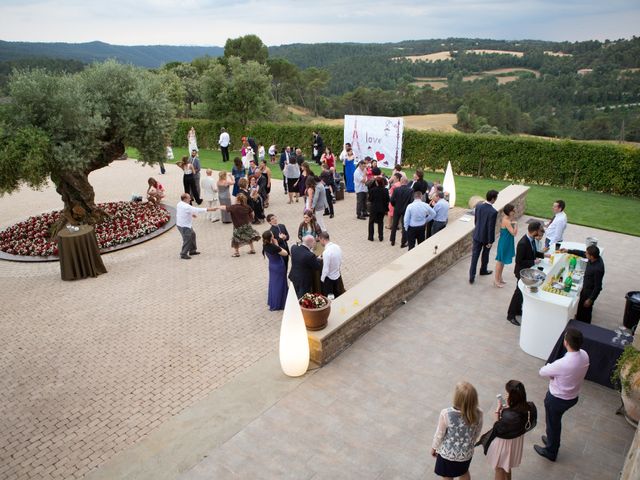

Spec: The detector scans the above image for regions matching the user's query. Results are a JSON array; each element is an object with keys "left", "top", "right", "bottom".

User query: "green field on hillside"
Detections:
[{"left": 129, "top": 147, "right": 640, "bottom": 237}]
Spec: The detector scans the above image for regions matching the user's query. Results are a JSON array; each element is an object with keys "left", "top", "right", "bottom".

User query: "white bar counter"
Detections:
[{"left": 519, "top": 242, "right": 593, "bottom": 360}]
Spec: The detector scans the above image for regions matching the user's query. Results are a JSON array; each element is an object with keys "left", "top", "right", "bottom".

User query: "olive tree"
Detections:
[
  {"left": 201, "top": 56, "right": 274, "bottom": 127},
  {"left": 0, "top": 60, "right": 175, "bottom": 234}
]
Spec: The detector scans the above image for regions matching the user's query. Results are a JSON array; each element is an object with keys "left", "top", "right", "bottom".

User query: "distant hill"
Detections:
[{"left": 0, "top": 40, "right": 224, "bottom": 68}]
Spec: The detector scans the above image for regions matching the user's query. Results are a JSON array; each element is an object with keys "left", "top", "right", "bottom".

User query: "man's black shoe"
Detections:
[
  {"left": 469, "top": 277, "right": 475, "bottom": 284},
  {"left": 180, "top": 255, "right": 191, "bottom": 260},
  {"left": 357, "top": 216, "right": 366, "bottom": 220},
  {"left": 534, "top": 445, "right": 556, "bottom": 462},
  {"left": 507, "top": 316, "right": 521, "bottom": 326},
  {"left": 400, "top": 243, "right": 407, "bottom": 248},
  {"left": 480, "top": 270, "right": 493, "bottom": 275},
  {"left": 390, "top": 241, "right": 395, "bottom": 246},
  {"left": 189, "top": 251, "right": 201, "bottom": 256}
]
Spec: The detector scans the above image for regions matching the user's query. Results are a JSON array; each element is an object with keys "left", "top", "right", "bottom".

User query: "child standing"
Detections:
[{"left": 432, "top": 382, "right": 483, "bottom": 480}]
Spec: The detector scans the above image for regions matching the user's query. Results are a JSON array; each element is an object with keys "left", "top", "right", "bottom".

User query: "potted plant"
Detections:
[
  {"left": 299, "top": 293, "right": 331, "bottom": 331},
  {"left": 612, "top": 345, "right": 640, "bottom": 426}
]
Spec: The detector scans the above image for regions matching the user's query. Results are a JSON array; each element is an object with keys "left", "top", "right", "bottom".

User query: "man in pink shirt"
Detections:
[{"left": 535, "top": 327, "right": 589, "bottom": 461}]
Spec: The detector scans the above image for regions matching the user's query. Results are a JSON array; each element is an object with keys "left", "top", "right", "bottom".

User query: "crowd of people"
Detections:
[
  {"left": 169, "top": 128, "right": 456, "bottom": 314},
  {"left": 468, "top": 191, "right": 605, "bottom": 326},
  {"left": 167, "top": 129, "right": 607, "bottom": 478}
]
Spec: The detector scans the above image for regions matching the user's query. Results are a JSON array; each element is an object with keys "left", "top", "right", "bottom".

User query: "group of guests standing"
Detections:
[
  {"left": 468, "top": 192, "right": 605, "bottom": 326},
  {"left": 431, "top": 327, "right": 589, "bottom": 479}
]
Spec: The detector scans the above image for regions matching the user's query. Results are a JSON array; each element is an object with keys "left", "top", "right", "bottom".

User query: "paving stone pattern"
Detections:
[
  {"left": 0, "top": 159, "right": 463, "bottom": 480},
  {"left": 181, "top": 220, "right": 638, "bottom": 480}
]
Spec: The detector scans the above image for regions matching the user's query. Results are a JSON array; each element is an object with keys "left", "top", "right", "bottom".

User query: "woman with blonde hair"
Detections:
[
  {"left": 432, "top": 381, "right": 483, "bottom": 480},
  {"left": 146, "top": 177, "right": 165, "bottom": 206},
  {"left": 217, "top": 170, "right": 234, "bottom": 224}
]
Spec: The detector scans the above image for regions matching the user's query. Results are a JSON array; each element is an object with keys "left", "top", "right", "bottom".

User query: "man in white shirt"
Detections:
[
  {"left": 319, "top": 232, "right": 343, "bottom": 298},
  {"left": 544, "top": 200, "right": 567, "bottom": 250},
  {"left": 176, "top": 193, "right": 216, "bottom": 259},
  {"left": 218, "top": 127, "right": 231, "bottom": 163},
  {"left": 353, "top": 160, "right": 369, "bottom": 219}
]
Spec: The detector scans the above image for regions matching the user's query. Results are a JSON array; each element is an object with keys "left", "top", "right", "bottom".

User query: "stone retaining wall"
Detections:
[{"left": 308, "top": 185, "right": 530, "bottom": 365}]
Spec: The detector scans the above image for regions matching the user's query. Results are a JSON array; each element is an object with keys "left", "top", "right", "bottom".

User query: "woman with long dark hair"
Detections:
[
  {"left": 262, "top": 230, "right": 289, "bottom": 311},
  {"left": 479, "top": 380, "right": 537, "bottom": 480},
  {"left": 178, "top": 156, "right": 201, "bottom": 204}
]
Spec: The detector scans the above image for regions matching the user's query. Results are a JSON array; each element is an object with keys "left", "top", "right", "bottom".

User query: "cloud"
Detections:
[{"left": 0, "top": 0, "right": 638, "bottom": 45}]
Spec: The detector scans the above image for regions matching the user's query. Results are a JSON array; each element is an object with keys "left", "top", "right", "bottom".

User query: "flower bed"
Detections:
[{"left": 0, "top": 202, "right": 171, "bottom": 257}]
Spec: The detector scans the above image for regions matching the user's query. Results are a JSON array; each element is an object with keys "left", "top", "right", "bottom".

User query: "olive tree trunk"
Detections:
[{"left": 49, "top": 142, "right": 124, "bottom": 237}]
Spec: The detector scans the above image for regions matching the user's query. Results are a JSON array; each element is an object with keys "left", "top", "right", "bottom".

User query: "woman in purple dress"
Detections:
[{"left": 262, "top": 230, "right": 289, "bottom": 311}]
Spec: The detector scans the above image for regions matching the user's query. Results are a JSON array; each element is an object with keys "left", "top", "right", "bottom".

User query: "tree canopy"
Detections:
[
  {"left": 224, "top": 35, "right": 268, "bottom": 64},
  {"left": 201, "top": 57, "right": 274, "bottom": 126},
  {"left": 0, "top": 60, "right": 175, "bottom": 229}
]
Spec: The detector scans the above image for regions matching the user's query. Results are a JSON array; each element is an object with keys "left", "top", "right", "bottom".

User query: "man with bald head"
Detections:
[{"left": 288, "top": 235, "right": 322, "bottom": 298}]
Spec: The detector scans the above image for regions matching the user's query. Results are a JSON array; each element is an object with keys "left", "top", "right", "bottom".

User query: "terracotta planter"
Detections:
[
  {"left": 300, "top": 298, "right": 331, "bottom": 331},
  {"left": 621, "top": 364, "right": 640, "bottom": 426}
]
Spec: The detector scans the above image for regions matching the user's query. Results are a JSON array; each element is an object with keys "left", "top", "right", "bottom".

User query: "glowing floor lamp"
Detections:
[
  {"left": 443, "top": 161, "right": 456, "bottom": 208},
  {"left": 279, "top": 282, "right": 310, "bottom": 377}
]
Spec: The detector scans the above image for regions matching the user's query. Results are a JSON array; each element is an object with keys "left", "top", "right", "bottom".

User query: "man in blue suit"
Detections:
[{"left": 469, "top": 190, "right": 499, "bottom": 284}]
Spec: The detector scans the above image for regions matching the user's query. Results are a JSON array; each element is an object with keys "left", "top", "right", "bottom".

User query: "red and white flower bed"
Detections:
[{"left": 0, "top": 201, "right": 171, "bottom": 257}]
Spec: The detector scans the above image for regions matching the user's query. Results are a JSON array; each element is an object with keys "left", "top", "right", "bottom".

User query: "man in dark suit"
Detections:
[
  {"left": 565, "top": 245, "right": 605, "bottom": 324},
  {"left": 389, "top": 176, "right": 414, "bottom": 248},
  {"left": 268, "top": 213, "right": 290, "bottom": 271},
  {"left": 279, "top": 146, "right": 291, "bottom": 193},
  {"left": 289, "top": 235, "right": 322, "bottom": 298},
  {"left": 469, "top": 189, "right": 499, "bottom": 283},
  {"left": 312, "top": 131, "right": 324, "bottom": 165},
  {"left": 507, "top": 221, "right": 546, "bottom": 325}
]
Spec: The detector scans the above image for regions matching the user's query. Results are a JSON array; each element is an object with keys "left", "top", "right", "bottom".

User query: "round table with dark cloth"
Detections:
[
  {"left": 57, "top": 225, "right": 107, "bottom": 281},
  {"left": 546, "top": 319, "right": 625, "bottom": 390}
]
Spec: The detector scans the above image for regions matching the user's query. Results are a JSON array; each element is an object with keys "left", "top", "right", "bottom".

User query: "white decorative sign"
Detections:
[{"left": 343, "top": 115, "right": 404, "bottom": 167}]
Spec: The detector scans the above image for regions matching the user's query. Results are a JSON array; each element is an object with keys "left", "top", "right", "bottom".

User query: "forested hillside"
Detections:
[
  {"left": 1, "top": 36, "right": 639, "bottom": 141},
  {"left": 0, "top": 40, "right": 224, "bottom": 67}
]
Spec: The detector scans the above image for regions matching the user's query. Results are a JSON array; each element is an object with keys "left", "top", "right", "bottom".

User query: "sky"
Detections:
[{"left": 1, "top": 0, "right": 639, "bottom": 46}]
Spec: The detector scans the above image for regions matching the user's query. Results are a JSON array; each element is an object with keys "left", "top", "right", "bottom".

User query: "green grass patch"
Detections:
[{"left": 129, "top": 146, "right": 640, "bottom": 236}]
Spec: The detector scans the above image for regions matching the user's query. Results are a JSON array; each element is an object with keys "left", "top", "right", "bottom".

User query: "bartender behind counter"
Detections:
[{"left": 562, "top": 245, "right": 605, "bottom": 324}]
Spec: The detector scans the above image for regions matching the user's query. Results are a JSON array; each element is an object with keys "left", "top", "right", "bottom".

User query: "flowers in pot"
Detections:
[
  {"left": 612, "top": 345, "right": 640, "bottom": 426},
  {"left": 299, "top": 293, "right": 331, "bottom": 331}
]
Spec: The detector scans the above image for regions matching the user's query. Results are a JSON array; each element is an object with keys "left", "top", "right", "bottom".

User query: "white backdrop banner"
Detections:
[{"left": 343, "top": 115, "right": 404, "bottom": 167}]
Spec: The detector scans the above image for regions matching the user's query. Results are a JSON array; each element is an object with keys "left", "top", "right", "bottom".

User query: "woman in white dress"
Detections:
[
  {"left": 201, "top": 169, "right": 219, "bottom": 222},
  {"left": 187, "top": 127, "right": 198, "bottom": 154}
]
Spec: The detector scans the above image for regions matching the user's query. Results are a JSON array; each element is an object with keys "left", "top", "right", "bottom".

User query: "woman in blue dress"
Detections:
[
  {"left": 231, "top": 157, "right": 246, "bottom": 197},
  {"left": 262, "top": 230, "right": 289, "bottom": 311},
  {"left": 343, "top": 145, "right": 356, "bottom": 193},
  {"left": 495, "top": 203, "right": 518, "bottom": 288}
]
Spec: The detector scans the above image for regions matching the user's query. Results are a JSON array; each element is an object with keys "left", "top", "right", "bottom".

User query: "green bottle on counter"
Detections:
[
  {"left": 569, "top": 256, "right": 577, "bottom": 272},
  {"left": 564, "top": 274, "right": 573, "bottom": 293}
]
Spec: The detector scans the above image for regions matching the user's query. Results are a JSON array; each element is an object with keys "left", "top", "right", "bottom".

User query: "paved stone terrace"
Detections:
[
  {"left": 178, "top": 220, "right": 638, "bottom": 480},
  {"left": 1, "top": 158, "right": 638, "bottom": 479},
  {"left": 0, "top": 159, "right": 465, "bottom": 480}
]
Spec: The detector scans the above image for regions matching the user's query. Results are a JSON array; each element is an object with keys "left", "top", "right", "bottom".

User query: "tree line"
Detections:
[{"left": 2, "top": 35, "right": 639, "bottom": 141}]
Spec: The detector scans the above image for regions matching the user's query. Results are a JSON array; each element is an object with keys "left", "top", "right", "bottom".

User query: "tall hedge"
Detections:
[{"left": 175, "top": 120, "right": 640, "bottom": 196}]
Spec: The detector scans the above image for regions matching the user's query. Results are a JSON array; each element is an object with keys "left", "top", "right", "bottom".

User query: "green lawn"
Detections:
[{"left": 129, "top": 147, "right": 640, "bottom": 237}]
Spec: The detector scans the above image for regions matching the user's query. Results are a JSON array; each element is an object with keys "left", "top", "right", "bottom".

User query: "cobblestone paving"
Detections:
[{"left": 0, "top": 159, "right": 465, "bottom": 480}]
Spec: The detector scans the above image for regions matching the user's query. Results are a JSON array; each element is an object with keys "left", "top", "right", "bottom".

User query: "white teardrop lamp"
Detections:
[
  {"left": 279, "top": 282, "right": 310, "bottom": 377},
  {"left": 443, "top": 161, "right": 456, "bottom": 208}
]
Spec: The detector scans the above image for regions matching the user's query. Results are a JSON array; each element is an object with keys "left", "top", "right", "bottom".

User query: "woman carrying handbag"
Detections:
[{"left": 476, "top": 380, "right": 537, "bottom": 480}]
